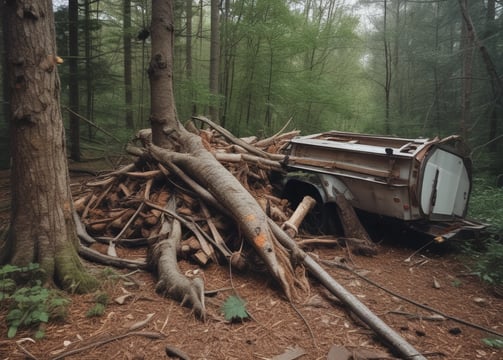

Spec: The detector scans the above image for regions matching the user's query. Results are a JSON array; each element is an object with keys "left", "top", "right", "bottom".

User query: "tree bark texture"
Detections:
[
  {"left": 3, "top": 0, "right": 96, "bottom": 292},
  {"left": 459, "top": 0, "right": 502, "bottom": 150},
  {"left": 68, "top": 0, "right": 80, "bottom": 160},
  {"left": 1, "top": 4, "right": 11, "bottom": 169},
  {"left": 459, "top": 0, "right": 473, "bottom": 140},
  {"left": 209, "top": 0, "right": 220, "bottom": 122},
  {"left": 185, "top": 0, "right": 196, "bottom": 117},
  {"left": 149, "top": 0, "right": 179, "bottom": 148},
  {"left": 124, "top": 0, "right": 134, "bottom": 128}
]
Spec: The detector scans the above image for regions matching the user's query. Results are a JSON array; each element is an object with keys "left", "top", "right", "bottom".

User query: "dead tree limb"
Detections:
[
  {"left": 192, "top": 116, "right": 272, "bottom": 159},
  {"left": 78, "top": 245, "right": 147, "bottom": 270},
  {"left": 50, "top": 331, "right": 164, "bottom": 360},
  {"left": 268, "top": 229, "right": 427, "bottom": 359},
  {"left": 282, "top": 196, "right": 317, "bottom": 238}
]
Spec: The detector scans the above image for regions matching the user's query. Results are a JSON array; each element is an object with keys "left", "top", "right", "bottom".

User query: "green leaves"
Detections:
[
  {"left": 482, "top": 338, "right": 503, "bottom": 348},
  {"left": 0, "top": 264, "right": 69, "bottom": 339},
  {"left": 221, "top": 295, "right": 249, "bottom": 322}
]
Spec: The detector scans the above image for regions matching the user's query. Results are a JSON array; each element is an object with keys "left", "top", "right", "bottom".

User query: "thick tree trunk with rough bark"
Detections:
[{"left": 1, "top": 0, "right": 97, "bottom": 292}]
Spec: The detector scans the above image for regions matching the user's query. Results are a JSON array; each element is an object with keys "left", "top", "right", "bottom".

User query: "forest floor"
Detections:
[{"left": 0, "top": 167, "right": 502, "bottom": 360}]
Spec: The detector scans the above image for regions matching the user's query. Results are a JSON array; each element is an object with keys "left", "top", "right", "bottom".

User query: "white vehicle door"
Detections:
[{"left": 420, "top": 147, "right": 471, "bottom": 220}]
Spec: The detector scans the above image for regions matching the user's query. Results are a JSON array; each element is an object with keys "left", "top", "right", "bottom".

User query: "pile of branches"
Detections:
[{"left": 74, "top": 118, "right": 312, "bottom": 317}]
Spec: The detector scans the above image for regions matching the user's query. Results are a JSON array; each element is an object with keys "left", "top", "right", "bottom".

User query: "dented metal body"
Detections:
[{"left": 282, "top": 131, "right": 484, "bottom": 239}]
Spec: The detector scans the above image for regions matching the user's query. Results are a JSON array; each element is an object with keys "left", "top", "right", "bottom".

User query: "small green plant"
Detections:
[
  {"left": 0, "top": 263, "right": 70, "bottom": 339},
  {"left": 221, "top": 295, "right": 249, "bottom": 322},
  {"left": 482, "top": 338, "right": 503, "bottom": 348},
  {"left": 451, "top": 279, "right": 462, "bottom": 288},
  {"left": 86, "top": 291, "right": 109, "bottom": 318},
  {"left": 86, "top": 303, "right": 106, "bottom": 317}
]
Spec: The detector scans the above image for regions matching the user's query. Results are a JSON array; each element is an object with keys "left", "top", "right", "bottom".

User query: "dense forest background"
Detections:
[{"left": 1, "top": 0, "right": 502, "bottom": 174}]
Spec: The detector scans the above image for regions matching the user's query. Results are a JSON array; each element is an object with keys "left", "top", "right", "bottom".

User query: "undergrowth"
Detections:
[
  {"left": 463, "top": 177, "right": 503, "bottom": 289},
  {"left": 0, "top": 263, "right": 70, "bottom": 339},
  {"left": 86, "top": 291, "right": 109, "bottom": 317}
]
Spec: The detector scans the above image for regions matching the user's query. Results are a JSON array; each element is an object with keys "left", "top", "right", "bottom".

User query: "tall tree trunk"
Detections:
[
  {"left": 383, "top": 0, "right": 392, "bottom": 133},
  {"left": 185, "top": 0, "right": 196, "bottom": 117},
  {"left": 69, "top": 0, "right": 80, "bottom": 160},
  {"left": 1, "top": 4, "right": 10, "bottom": 169},
  {"left": 2, "top": 0, "right": 97, "bottom": 292},
  {"left": 146, "top": 0, "right": 297, "bottom": 303},
  {"left": 484, "top": 0, "right": 499, "bottom": 152},
  {"left": 209, "top": 0, "right": 220, "bottom": 122},
  {"left": 264, "top": 45, "right": 273, "bottom": 127},
  {"left": 84, "top": 0, "right": 94, "bottom": 139},
  {"left": 124, "top": 0, "right": 134, "bottom": 128},
  {"left": 149, "top": 0, "right": 179, "bottom": 148},
  {"left": 458, "top": 0, "right": 502, "bottom": 149},
  {"left": 220, "top": 0, "right": 232, "bottom": 128},
  {"left": 459, "top": 0, "right": 473, "bottom": 140},
  {"left": 432, "top": 1, "right": 441, "bottom": 132}
]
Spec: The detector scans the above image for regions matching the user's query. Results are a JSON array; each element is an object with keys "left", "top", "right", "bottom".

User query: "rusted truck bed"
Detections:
[{"left": 281, "top": 131, "right": 485, "bottom": 239}]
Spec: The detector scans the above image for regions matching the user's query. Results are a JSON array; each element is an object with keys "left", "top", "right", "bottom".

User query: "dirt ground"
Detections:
[{"left": 1, "top": 171, "right": 502, "bottom": 360}]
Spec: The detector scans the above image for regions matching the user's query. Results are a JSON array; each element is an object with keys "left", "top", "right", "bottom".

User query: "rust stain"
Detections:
[{"left": 254, "top": 232, "right": 266, "bottom": 248}]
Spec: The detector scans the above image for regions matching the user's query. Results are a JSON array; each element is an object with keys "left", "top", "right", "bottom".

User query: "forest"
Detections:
[
  {"left": 1, "top": 1, "right": 503, "bottom": 359},
  {"left": 1, "top": 0, "right": 502, "bottom": 174}
]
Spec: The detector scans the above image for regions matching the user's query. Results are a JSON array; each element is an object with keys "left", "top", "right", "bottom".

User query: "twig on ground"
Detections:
[
  {"left": 336, "top": 260, "right": 503, "bottom": 338},
  {"left": 50, "top": 331, "right": 164, "bottom": 360}
]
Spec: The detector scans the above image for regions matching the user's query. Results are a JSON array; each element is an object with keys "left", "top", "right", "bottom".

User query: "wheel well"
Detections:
[
  {"left": 282, "top": 179, "right": 323, "bottom": 208},
  {"left": 282, "top": 179, "right": 342, "bottom": 235}
]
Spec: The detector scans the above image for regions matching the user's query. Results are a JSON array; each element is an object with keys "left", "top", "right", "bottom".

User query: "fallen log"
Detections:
[
  {"left": 282, "top": 196, "right": 317, "bottom": 238},
  {"left": 268, "top": 222, "right": 427, "bottom": 360}
]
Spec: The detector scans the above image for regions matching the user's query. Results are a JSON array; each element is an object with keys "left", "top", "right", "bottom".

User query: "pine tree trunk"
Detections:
[
  {"left": 209, "top": 0, "right": 220, "bottom": 122},
  {"left": 124, "top": 0, "right": 134, "bottom": 128},
  {"left": 1, "top": 5, "right": 10, "bottom": 169},
  {"left": 69, "top": 0, "right": 80, "bottom": 160},
  {"left": 145, "top": 0, "right": 297, "bottom": 302},
  {"left": 148, "top": 0, "right": 179, "bottom": 148},
  {"left": 2, "top": 0, "right": 96, "bottom": 292},
  {"left": 459, "top": 0, "right": 473, "bottom": 139}
]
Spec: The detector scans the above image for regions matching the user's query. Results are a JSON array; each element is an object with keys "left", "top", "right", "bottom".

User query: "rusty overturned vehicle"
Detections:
[{"left": 279, "top": 131, "right": 485, "bottom": 240}]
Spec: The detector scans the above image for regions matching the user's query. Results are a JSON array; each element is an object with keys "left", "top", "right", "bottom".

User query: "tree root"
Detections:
[{"left": 147, "top": 197, "right": 206, "bottom": 318}]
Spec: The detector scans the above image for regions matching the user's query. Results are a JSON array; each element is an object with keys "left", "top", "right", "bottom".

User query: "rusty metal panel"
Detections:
[{"left": 284, "top": 131, "right": 472, "bottom": 223}]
